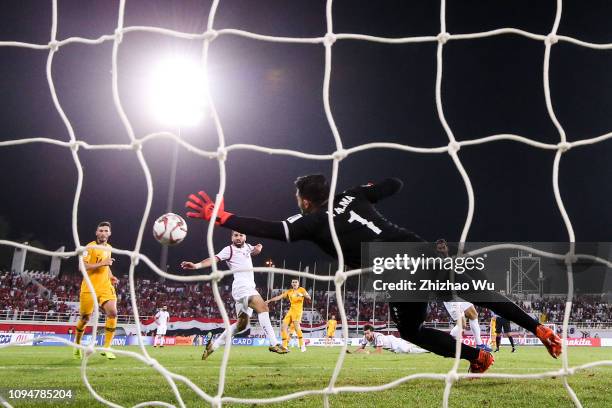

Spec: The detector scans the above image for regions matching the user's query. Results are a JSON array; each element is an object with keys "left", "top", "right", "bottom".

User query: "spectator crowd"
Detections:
[{"left": 1, "top": 271, "right": 611, "bottom": 325}]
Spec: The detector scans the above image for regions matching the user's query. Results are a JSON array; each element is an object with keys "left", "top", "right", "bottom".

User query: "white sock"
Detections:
[
  {"left": 212, "top": 323, "right": 238, "bottom": 351},
  {"left": 450, "top": 324, "right": 461, "bottom": 339},
  {"left": 160, "top": 336, "right": 165, "bottom": 346},
  {"left": 469, "top": 319, "right": 483, "bottom": 345},
  {"left": 258, "top": 312, "right": 278, "bottom": 346}
]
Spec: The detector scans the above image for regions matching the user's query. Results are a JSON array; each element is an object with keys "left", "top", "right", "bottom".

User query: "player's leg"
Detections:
[
  {"left": 100, "top": 297, "right": 118, "bottom": 360},
  {"left": 204, "top": 312, "right": 247, "bottom": 360},
  {"left": 494, "top": 317, "right": 502, "bottom": 352},
  {"left": 280, "top": 315, "right": 291, "bottom": 349},
  {"left": 249, "top": 295, "right": 288, "bottom": 354},
  {"left": 396, "top": 338, "right": 429, "bottom": 354},
  {"left": 248, "top": 294, "right": 283, "bottom": 351},
  {"left": 74, "top": 292, "right": 94, "bottom": 359},
  {"left": 456, "top": 270, "right": 560, "bottom": 357},
  {"left": 504, "top": 320, "right": 516, "bottom": 352},
  {"left": 465, "top": 305, "right": 490, "bottom": 351},
  {"left": 294, "top": 320, "right": 305, "bottom": 352},
  {"left": 390, "top": 302, "right": 493, "bottom": 373}
]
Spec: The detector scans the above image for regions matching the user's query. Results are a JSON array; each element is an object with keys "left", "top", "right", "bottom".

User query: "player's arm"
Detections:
[
  {"left": 303, "top": 289, "right": 312, "bottom": 301},
  {"left": 361, "top": 178, "right": 403, "bottom": 203},
  {"left": 353, "top": 341, "right": 369, "bottom": 353},
  {"left": 185, "top": 191, "right": 308, "bottom": 241},
  {"left": 373, "top": 346, "right": 384, "bottom": 354},
  {"left": 265, "top": 291, "right": 288, "bottom": 304},
  {"left": 109, "top": 270, "right": 118, "bottom": 285},
  {"left": 83, "top": 252, "right": 115, "bottom": 270},
  {"left": 180, "top": 257, "right": 217, "bottom": 270},
  {"left": 250, "top": 243, "right": 263, "bottom": 256}
]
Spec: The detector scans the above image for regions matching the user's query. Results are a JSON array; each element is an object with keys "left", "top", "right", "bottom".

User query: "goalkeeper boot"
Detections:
[
  {"left": 73, "top": 348, "right": 82, "bottom": 360},
  {"left": 201, "top": 332, "right": 214, "bottom": 360},
  {"left": 536, "top": 325, "right": 561, "bottom": 358},
  {"left": 468, "top": 349, "right": 494, "bottom": 374},
  {"left": 100, "top": 351, "right": 116, "bottom": 360},
  {"left": 269, "top": 344, "right": 289, "bottom": 354}
]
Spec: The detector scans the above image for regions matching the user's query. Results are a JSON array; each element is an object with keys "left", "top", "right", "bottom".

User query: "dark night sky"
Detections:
[{"left": 0, "top": 0, "right": 610, "bottom": 280}]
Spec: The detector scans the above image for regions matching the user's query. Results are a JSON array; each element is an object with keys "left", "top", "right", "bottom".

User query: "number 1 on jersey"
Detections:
[{"left": 347, "top": 210, "right": 382, "bottom": 235}]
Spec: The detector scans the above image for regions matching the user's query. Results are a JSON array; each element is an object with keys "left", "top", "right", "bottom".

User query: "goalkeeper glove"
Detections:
[{"left": 185, "top": 190, "right": 233, "bottom": 225}]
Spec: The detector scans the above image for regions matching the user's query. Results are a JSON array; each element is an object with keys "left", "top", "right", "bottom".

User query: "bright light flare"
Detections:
[{"left": 148, "top": 58, "right": 207, "bottom": 127}]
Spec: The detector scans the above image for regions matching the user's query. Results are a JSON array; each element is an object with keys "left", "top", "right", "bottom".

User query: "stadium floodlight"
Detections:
[
  {"left": 148, "top": 56, "right": 207, "bottom": 272},
  {"left": 148, "top": 56, "right": 207, "bottom": 127}
]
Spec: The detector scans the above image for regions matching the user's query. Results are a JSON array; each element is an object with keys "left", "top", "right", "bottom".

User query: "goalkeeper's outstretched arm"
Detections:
[{"left": 185, "top": 190, "right": 286, "bottom": 240}]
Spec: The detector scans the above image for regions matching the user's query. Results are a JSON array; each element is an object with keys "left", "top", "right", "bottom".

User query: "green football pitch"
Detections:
[{"left": 0, "top": 346, "right": 610, "bottom": 407}]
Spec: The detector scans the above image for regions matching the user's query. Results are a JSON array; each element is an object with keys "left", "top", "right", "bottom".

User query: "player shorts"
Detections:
[
  {"left": 443, "top": 301, "right": 473, "bottom": 321},
  {"left": 232, "top": 285, "right": 258, "bottom": 318},
  {"left": 79, "top": 285, "right": 116, "bottom": 315},
  {"left": 327, "top": 330, "right": 336, "bottom": 338},
  {"left": 157, "top": 325, "right": 167, "bottom": 336},
  {"left": 495, "top": 316, "right": 512, "bottom": 334},
  {"left": 282, "top": 309, "right": 303, "bottom": 325}
]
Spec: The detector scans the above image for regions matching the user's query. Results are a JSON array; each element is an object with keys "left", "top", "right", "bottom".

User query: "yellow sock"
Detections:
[
  {"left": 104, "top": 317, "right": 117, "bottom": 348},
  {"left": 297, "top": 329, "right": 304, "bottom": 347},
  {"left": 75, "top": 319, "right": 87, "bottom": 345},
  {"left": 281, "top": 329, "right": 289, "bottom": 348}
]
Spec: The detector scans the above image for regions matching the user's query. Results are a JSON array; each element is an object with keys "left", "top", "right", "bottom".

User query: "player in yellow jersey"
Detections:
[
  {"left": 326, "top": 315, "right": 337, "bottom": 346},
  {"left": 73, "top": 221, "right": 119, "bottom": 360},
  {"left": 266, "top": 278, "right": 311, "bottom": 352}
]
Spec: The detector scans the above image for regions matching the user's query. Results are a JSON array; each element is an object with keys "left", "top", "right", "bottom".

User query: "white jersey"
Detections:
[
  {"left": 155, "top": 310, "right": 170, "bottom": 327},
  {"left": 361, "top": 332, "right": 427, "bottom": 354},
  {"left": 216, "top": 244, "right": 259, "bottom": 317},
  {"left": 443, "top": 301, "right": 474, "bottom": 321}
]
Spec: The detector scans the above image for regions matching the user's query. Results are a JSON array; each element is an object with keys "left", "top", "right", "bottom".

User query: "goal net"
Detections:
[{"left": 1, "top": 0, "right": 612, "bottom": 407}]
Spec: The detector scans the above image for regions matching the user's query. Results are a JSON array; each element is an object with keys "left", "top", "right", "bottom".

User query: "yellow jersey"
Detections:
[
  {"left": 283, "top": 287, "right": 308, "bottom": 312},
  {"left": 80, "top": 241, "right": 112, "bottom": 293},
  {"left": 327, "top": 319, "right": 337, "bottom": 332}
]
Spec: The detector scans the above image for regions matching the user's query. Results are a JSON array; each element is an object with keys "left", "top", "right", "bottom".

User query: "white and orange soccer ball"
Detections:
[{"left": 153, "top": 213, "right": 188, "bottom": 246}]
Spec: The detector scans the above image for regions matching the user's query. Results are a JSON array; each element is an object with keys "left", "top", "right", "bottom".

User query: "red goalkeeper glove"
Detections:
[{"left": 185, "top": 190, "right": 233, "bottom": 225}]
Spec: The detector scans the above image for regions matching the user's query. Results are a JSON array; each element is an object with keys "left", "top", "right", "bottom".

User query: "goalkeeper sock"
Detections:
[
  {"left": 104, "top": 317, "right": 117, "bottom": 348},
  {"left": 450, "top": 324, "right": 461, "bottom": 339},
  {"left": 257, "top": 312, "right": 278, "bottom": 346},
  {"left": 281, "top": 328, "right": 289, "bottom": 348},
  {"left": 75, "top": 319, "right": 87, "bottom": 345},
  {"left": 469, "top": 319, "right": 483, "bottom": 345},
  {"left": 296, "top": 328, "right": 303, "bottom": 347},
  {"left": 508, "top": 336, "right": 515, "bottom": 348},
  {"left": 213, "top": 323, "right": 238, "bottom": 351}
]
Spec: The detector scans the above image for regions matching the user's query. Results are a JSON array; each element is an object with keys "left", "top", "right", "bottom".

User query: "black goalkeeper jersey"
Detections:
[{"left": 224, "top": 178, "right": 424, "bottom": 269}]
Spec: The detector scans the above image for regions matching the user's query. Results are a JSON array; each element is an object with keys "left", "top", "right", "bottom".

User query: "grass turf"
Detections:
[{"left": 0, "top": 345, "right": 610, "bottom": 407}]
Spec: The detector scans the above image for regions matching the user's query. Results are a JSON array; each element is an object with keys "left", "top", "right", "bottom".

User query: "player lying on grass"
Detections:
[
  {"left": 185, "top": 175, "right": 561, "bottom": 373},
  {"left": 266, "top": 278, "right": 311, "bottom": 352},
  {"left": 181, "top": 230, "right": 287, "bottom": 357},
  {"left": 354, "top": 324, "right": 429, "bottom": 354}
]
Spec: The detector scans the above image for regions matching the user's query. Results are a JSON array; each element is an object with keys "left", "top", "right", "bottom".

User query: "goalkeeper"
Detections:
[{"left": 185, "top": 175, "right": 561, "bottom": 373}]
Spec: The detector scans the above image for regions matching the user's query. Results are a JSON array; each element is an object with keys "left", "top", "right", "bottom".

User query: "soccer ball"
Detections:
[{"left": 153, "top": 213, "right": 188, "bottom": 246}]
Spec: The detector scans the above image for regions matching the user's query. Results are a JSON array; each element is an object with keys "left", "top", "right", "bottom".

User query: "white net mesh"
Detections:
[{"left": 1, "top": 0, "right": 612, "bottom": 407}]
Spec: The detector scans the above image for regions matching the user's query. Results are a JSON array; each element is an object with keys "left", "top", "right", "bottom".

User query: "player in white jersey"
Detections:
[
  {"left": 354, "top": 324, "right": 429, "bottom": 354},
  {"left": 443, "top": 301, "right": 492, "bottom": 352},
  {"left": 181, "top": 230, "right": 287, "bottom": 358},
  {"left": 154, "top": 306, "right": 170, "bottom": 347},
  {"left": 435, "top": 239, "right": 492, "bottom": 352}
]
